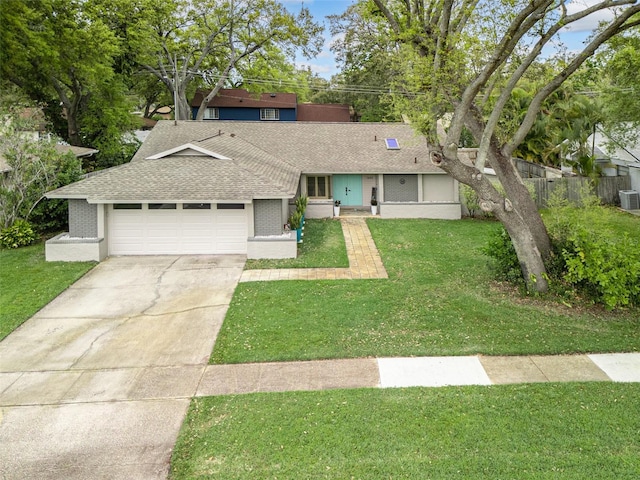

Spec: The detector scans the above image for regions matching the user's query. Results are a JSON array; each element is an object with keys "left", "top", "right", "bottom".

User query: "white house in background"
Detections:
[
  {"left": 45, "top": 121, "right": 464, "bottom": 262},
  {"left": 589, "top": 128, "right": 640, "bottom": 192}
]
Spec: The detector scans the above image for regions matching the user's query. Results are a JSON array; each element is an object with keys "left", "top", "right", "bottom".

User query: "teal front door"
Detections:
[{"left": 333, "top": 175, "right": 363, "bottom": 206}]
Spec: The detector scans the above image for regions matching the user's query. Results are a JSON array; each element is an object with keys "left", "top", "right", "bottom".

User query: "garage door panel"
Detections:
[
  {"left": 215, "top": 210, "right": 247, "bottom": 254},
  {"left": 181, "top": 210, "right": 216, "bottom": 254},
  {"left": 109, "top": 204, "right": 247, "bottom": 255}
]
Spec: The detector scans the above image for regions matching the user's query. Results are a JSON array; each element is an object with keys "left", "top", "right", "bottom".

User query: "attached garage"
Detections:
[{"left": 108, "top": 203, "right": 248, "bottom": 255}]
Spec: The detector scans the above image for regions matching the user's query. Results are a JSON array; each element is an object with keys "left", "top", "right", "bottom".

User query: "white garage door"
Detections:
[{"left": 108, "top": 203, "right": 247, "bottom": 255}]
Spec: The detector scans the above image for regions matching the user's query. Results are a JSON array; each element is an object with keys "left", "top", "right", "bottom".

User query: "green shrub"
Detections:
[
  {"left": 544, "top": 190, "right": 640, "bottom": 309},
  {"left": 482, "top": 226, "right": 523, "bottom": 283},
  {"left": 0, "top": 219, "right": 36, "bottom": 249},
  {"left": 483, "top": 196, "right": 640, "bottom": 309},
  {"left": 553, "top": 216, "right": 640, "bottom": 309},
  {"left": 461, "top": 184, "right": 480, "bottom": 217}
]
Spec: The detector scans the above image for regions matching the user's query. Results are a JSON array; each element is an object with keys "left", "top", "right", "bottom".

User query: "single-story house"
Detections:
[{"left": 45, "top": 121, "right": 462, "bottom": 261}]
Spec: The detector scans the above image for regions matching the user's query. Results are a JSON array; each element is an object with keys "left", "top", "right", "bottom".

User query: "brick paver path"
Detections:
[{"left": 239, "top": 217, "right": 387, "bottom": 282}]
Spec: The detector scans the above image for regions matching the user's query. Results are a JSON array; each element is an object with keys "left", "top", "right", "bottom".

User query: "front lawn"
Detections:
[
  {"left": 0, "top": 243, "right": 94, "bottom": 340},
  {"left": 245, "top": 218, "right": 348, "bottom": 269},
  {"left": 211, "top": 219, "right": 640, "bottom": 364},
  {"left": 170, "top": 383, "right": 640, "bottom": 479}
]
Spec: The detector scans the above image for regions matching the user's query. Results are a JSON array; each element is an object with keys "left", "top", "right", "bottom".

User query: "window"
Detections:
[
  {"left": 148, "top": 203, "right": 176, "bottom": 210},
  {"left": 113, "top": 203, "right": 142, "bottom": 210},
  {"left": 183, "top": 203, "right": 211, "bottom": 210},
  {"left": 204, "top": 107, "right": 219, "bottom": 120},
  {"left": 260, "top": 108, "right": 279, "bottom": 121},
  {"left": 307, "top": 176, "right": 330, "bottom": 198},
  {"left": 217, "top": 203, "right": 245, "bottom": 209}
]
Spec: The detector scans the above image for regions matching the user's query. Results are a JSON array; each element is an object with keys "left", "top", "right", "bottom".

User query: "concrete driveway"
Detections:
[{"left": 0, "top": 255, "right": 244, "bottom": 479}]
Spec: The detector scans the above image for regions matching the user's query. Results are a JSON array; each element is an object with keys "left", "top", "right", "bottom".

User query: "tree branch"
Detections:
[{"left": 505, "top": 2, "right": 640, "bottom": 157}]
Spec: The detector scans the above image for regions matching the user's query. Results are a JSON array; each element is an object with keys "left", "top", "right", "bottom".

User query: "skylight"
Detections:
[{"left": 385, "top": 138, "right": 400, "bottom": 150}]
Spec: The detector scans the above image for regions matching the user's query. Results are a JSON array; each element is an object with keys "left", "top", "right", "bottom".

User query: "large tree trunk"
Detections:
[
  {"left": 491, "top": 202, "right": 549, "bottom": 293},
  {"left": 437, "top": 142, "right": 550, "bottom": 293},
  {"left": 490, "top": 149, "right": 551, "bottom": 260}
]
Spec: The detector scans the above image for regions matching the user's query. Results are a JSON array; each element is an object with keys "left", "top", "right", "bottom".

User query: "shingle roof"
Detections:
[
  {"left": 48, "top": 131, "right": 299, "bottom": 202},
  {"left": 133, "top": 120, "right": 440, "bottom": 174},
  {"left": 49, "top": 120, "right": 444, "bottom": 202},
  {"left": 191, "top": 89, "right": 297, "bottom": 109}
]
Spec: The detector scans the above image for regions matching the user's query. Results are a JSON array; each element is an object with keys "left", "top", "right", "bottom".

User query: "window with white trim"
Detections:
[
  {"left": 307, "top": 176, "right": 330, "bottom": 198},
  {"left": 204, "top": 107, "right": 219, "bottom": 120},
  {"left": 260, "top": 108, "right": 279, "bottom": 121}
]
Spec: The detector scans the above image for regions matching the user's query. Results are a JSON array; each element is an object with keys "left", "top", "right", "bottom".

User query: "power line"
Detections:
[{"left": 197, "top": 72, "right": 425, "bottom": 96}]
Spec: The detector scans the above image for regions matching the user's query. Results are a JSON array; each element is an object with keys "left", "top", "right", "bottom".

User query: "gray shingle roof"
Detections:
[
  {"left": 50, "top": 120, "right": 443, "bottom": 202},
  {"left": 134, "top": 121, "right": 440, "bottom": 173}
]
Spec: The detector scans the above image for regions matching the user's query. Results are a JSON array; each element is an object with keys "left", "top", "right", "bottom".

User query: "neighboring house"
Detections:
[
  {"left": 1, "top": 108, "right": 98, "bottom": 179},
  {"left": 191, "top": 88, "right": 352, "bottom": 122},
  {"left": 45, "top": 121, "right": 462, "bottom": 262},
  {"left": 296, "top": 103, "right": 352, "bottom": 122},
  {"left": 588, "top": 128, "right": 640, "bottom": 192}
]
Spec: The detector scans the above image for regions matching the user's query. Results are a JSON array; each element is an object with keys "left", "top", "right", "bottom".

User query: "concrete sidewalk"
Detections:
[{"left": 194, "top": 353, "right": 640, "bottom": 396}]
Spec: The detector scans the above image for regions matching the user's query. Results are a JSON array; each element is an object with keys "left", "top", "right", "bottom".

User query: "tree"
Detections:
[
  {"left": 367, "top": 0, "right": 640, "bottom": 292},
  {"left": 327, "top": 1, "right": 400, "bottom": 121},
  {"left": 128, "top": 0, "right": 323, "bottom": 121},
  {"left": 0, "top": 106, "right": 82, "bottom": 229},
  {"left": 509, "top": 84, "right": 603, "bottom": 168},
  {"left": 0, "top": 0, "right": 139, "bottom": 168},
  {"left": 597, "top": 25, "right": 640, "bottom": 144}
]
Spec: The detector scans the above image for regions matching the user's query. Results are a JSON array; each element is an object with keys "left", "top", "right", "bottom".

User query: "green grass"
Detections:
[
  {"left": 245, "top": 218, "right": 348, "bottom": 269},
  {"left": 170, "top": 383, "right": 640, "bottom": 479},
  {"left": 211, "top": 219, "right": 639, "bottom": 364},
  {"left": 0, "top": 243, "right": 95, "bottom": 340}
]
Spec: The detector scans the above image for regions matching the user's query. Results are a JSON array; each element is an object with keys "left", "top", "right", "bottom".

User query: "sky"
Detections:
[{"left": 281, "top": 0, "right": 614, "bottom": 79}]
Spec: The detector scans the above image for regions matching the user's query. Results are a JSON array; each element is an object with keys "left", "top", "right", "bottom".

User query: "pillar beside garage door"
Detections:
[{"left": 108, "top": 203, "right": 248, "bottom": 255}]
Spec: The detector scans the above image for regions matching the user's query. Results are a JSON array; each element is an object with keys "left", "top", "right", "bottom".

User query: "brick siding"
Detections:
[
  {"left": 69, "top": 199, "right": 98, "bottom": 238},
  {"left": 253, "top": 199, "right": 283, "bottom": 236}
]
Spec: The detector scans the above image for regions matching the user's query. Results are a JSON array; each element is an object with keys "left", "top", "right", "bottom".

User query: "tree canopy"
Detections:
[
  {"left": 119, "top": 0, "right": 323, "bottom": 120},
  {"left": 1, "top": 0, "right": 322, "bottom": 162},
  {"left": 360, "top": 0, "right": 640, "bottom": 291}
]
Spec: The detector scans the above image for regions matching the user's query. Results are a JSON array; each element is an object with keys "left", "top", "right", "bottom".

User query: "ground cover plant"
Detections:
[
  {"left": 212, "top": 219, "right": 639, "bottom": 364},
  {"left": 0, "top": 242, "right": 94, "bottom": 340},
  {"left": 170, "top": 383, "right": 640, "bottom": 479},
  {"left": 244, "top": 218, "right": 348, "bottom": 269}
]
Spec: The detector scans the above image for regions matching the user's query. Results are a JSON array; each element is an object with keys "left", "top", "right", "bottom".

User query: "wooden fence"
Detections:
[{"left": 524, "top": 176, "right": 631, "bottom": 208}]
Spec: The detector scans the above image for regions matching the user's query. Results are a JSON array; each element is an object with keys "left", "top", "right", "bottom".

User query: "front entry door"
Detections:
[{"left": 333, "top": 175, "right": 363, "bottom": 206}]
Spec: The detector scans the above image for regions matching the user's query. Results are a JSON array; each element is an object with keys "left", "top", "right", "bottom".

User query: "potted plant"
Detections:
[
  {"left": 296, "top": 195, "right": 308, "bottom": 230},
  {"left": 289, "top": 211, "right": 303, "bottom": 243},
  {"left": 333, "top": 200, "right": 341, "bottom": 217},
  {"left": 370, "top": 198, "right": 378, "bottom": 215}
]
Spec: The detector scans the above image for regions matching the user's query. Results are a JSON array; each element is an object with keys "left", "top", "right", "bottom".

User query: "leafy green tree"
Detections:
[
  {"left": 367, "top": 0, "right": 639, "bottom": 292},
  {"left": 124, "top": 0, "right": 322, "bottom": 120},
  {"left": 0, "top": 0, "right": 138, "bottom": 168},
  {"left": 508, "top": 84, "right": 603, "bottom": 168},
  {"left": 0, "top": 107, "right": 82, "bottom": 229},
  {"left": 326, "top": 1, "right": 400, "bottom": 121},
  {"left": 598, "top": 26, "right": 640, "bottom": 143}
]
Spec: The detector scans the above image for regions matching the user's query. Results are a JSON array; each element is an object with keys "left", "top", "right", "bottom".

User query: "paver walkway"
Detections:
[{"left": 240, "top": 217, "right": 387, "bottom": 282}]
